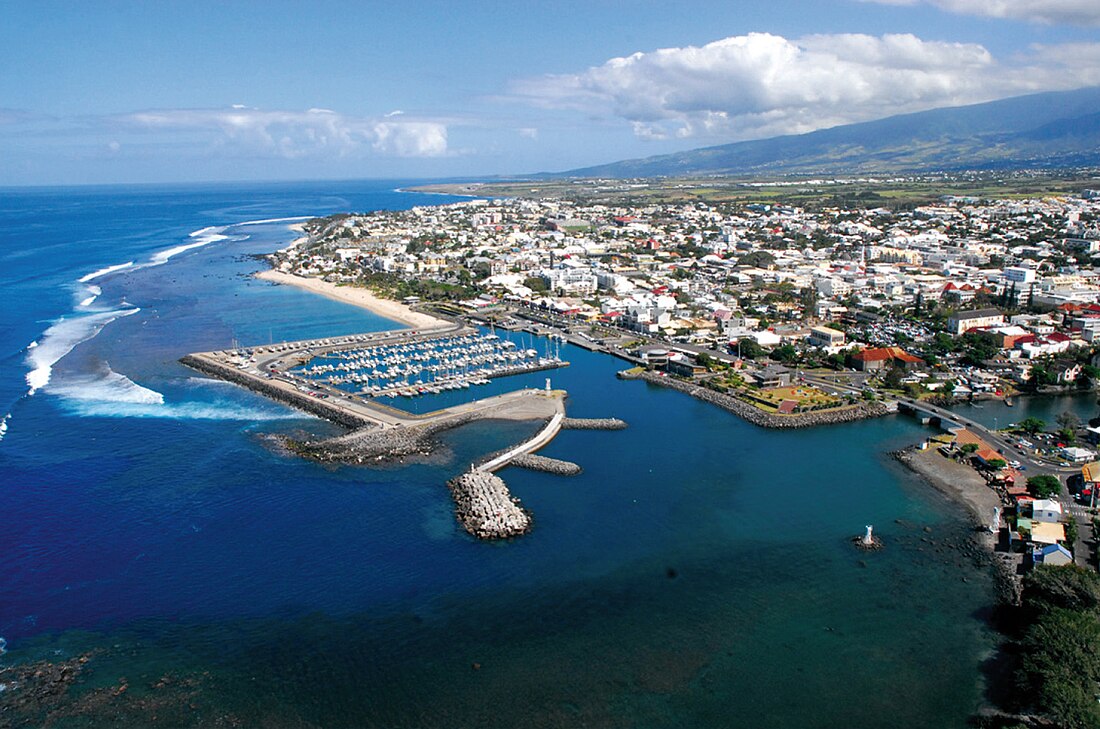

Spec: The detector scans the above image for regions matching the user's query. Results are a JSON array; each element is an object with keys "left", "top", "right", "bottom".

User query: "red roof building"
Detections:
[{"left": 850, "top": 347, "right": 925, "bottom": 372}]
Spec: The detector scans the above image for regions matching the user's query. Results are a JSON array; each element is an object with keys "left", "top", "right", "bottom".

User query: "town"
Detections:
[{"left": 265, "top": 179, "right": 1100, "bottom": 572}]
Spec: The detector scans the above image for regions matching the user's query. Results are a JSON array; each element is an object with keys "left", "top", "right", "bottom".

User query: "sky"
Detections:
[{"left": 1, "top": 0, "right": 1099, "bottom": 186}]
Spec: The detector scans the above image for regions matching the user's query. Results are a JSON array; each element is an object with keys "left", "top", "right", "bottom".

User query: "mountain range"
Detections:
[{"left": 557, "top": 87, "right": 1100, "bottom": 178}]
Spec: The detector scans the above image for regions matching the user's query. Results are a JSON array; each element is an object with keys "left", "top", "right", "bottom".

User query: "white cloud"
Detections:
[
  {"left": 863, "top": 0, "right": 1100, "bottom": 26},
  {"left": 117, "top": 106, "right": 450, "bottom": 158},
  {"left": 509, "top": 32, "right": 1100, "bottom": 142}
]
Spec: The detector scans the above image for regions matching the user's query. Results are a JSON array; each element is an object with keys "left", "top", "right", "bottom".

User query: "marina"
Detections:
[
  {"left": 181, "top": 324, "right": 629, "bottom": 540},
  {"left": 181, "top": 325, "right": 569, "bottom": 430}
]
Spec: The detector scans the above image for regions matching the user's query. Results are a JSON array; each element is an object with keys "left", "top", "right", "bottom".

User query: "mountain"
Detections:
[{"left": 557, "top": 88, "right": 1100, "bottom": 178}]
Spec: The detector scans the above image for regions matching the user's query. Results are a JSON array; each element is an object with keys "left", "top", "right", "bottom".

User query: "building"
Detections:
[
  {"left": 807, "top": 326, "right": 845, "bottom": 349},
  {"left": 1003, "top": 266, "right": 1037, "bottom": 284},
  {"left": 752, "top": 365, "right": 792, "bottom": 388},
  {"left": 1061, "top": 446, "right": 1097, "bottom": 463},
  {"left": 1033, "top": 544, "right": 1073, "bottom": 566},
  {"left": 850, "top": 347, "right": 924, "bottom": 372},
  {"left": 1031, "top": 499, "right": 1063, "bottom": 523},
  {"left": 946, "top": 308, "right": 1005, "bottom": 335}
]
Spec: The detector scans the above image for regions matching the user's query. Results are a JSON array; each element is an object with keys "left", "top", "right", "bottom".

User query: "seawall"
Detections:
[
  {"left": 624, "top": 370, "right": 889, "bottom": 428},
  {"left": 180, "top": 354, "right": 375, "bottom": 429}
]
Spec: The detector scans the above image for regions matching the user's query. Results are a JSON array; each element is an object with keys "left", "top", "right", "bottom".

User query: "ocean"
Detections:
[{"left": 0, "top": 180, "right": 998, "bottom": 727}]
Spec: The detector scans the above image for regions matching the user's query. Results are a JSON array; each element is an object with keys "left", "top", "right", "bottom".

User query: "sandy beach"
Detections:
[{"left": 255, "top": 269, "right": 449, "bottom": 329}]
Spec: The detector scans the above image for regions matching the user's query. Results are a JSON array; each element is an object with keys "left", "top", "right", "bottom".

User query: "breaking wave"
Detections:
[
  {"left": 148, "top": 226, "right": 229, "bottom": 266},
  {"left": 48, "top": 366, "right": 304, "bottom": 422},
  {"left": 25, "top": 307, "right": 141, "bottom": 395},
  {"left": 78, "top": 261, "right": 134, "bottom": 283},
  {"left": 236, "top": 216, "right": 311, "bottom": 226}
]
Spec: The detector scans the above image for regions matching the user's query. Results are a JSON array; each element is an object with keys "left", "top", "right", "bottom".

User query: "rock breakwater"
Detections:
[
  {"left": 510, "top": 453, "right": 583, "bottom": 475},
  {"left": 447, "top": 469, "right": 532, "bottom": 539},
  {"left": 293, "top": 413, "right": 476, "bottom": 464},
  {"left": 560, "top": 417, "right": 628, "bottom": 430},
  {"left": 180, "top": 354, "right": 373, "bottom": 428}
]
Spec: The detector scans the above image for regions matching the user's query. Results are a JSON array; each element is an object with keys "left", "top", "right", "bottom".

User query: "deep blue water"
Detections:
[{"left": 0, "top": 181, "right": 999, "bottom": 727}]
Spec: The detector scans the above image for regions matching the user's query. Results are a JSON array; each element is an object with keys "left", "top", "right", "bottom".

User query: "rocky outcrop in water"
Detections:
[
  {"left": 447, "top": 469, "right": 532, "bottom": 539},
  {"left": 625, "top": 371, "right": 888, "bottom": 429},
  {"left": 510, "top": 453, "right": 583, "bottom": 475},
  {"left": 560, "top": 417, "right": 627, "bottom": 430}
]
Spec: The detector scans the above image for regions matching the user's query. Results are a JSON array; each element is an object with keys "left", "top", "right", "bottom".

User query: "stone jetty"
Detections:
[
  {"left": 293, "top": 413, "right": 477, "bottom": 464},
  {"left": 510, "top": 453, "right": 583, "bottom": 475},
  {"left": 626, "top": 370, "right": 889, "bottom": 428},
  {"left": 560, "top": 417, "right": 628, "bottom": 430},
  {"left": 448, "top": 469, "right": 532, "bottom": 539}
]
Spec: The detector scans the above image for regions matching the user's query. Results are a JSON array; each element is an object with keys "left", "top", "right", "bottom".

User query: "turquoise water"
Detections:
[{"left": 0, "top": 182, "right": 997, "bottom": 727}]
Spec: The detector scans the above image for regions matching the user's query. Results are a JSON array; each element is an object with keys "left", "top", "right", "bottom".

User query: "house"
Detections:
[
  {"left": 1033, "top": 544, "right": 1073, "bottom": 566},
  {"left": 1016, "top": 515, "right": 1066, "bottom": 545},
  {"left": 946, "top": 308, "right": 1004, "bottom": 335},
  {"left": 1031, "top": 499, "right": 1063, "bottom": 523}
]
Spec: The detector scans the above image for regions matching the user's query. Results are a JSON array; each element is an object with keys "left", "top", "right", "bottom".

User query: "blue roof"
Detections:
[{"left": 1038, "top": 544, "right": 1072, "bottom": 560}]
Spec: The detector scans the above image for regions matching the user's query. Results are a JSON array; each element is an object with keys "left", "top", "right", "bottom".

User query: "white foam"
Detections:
[
  {"left": 48, "top": 366, "right": 304, "bottom": 422},
  {"left": 148, "top": 226, "right": 229, "bottom": 266},
  {"left": 0, "top": 414, "right": 9, "bottom": 442},
  {"left": 48, "top": 367, "right": 164, "bottom": 407},
  {"left": 25, "top": 307, "right": 140, "bottom": 395},
  {"left": 78, "top": 261, "right": 134, "bottom": 283},
  {"left": 236, "top": 216, "right": 311, "bottom": 226}
]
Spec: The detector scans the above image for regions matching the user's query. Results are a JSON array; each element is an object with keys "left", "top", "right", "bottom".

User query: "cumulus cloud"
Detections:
[
  {"left": 864, "top": 0, "right": 1100, "bottom": 26},
  {"left": 509, "top": 32, "right": 1100, "bottom": 142},
  {"left": 116, "top": 106, "right": 449, "bottom": 158}
]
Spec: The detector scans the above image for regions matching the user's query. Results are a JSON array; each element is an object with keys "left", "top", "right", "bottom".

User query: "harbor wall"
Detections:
[
  {"left": 623, "top": 370, "right": 889, "bottom": 428},
  {"left": 180, "top": 354, "right": 375, "bottom": 429}
]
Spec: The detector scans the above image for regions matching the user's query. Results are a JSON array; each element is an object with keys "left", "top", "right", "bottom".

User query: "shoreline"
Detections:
[
  {"left": 894, "top": 445, "right": 1023, "bottom": 605},
  {"left": 623, "top": 369, "right": 889, "bottom": 428},
  {"left": 255, "top": 269, "right": 448, "bottom": 330}
]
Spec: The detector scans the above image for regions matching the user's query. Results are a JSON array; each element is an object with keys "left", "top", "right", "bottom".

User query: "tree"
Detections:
[
  {"left": 524, "top": 276, "right": 549, "bottom": 293},
  {"left": 1019, "top": 417, "right": 1046, "bottom": 435},
  {"left": 735, "top": 338, "right": 764, "bottom": 360},
  {"left": 1057, "top": 410, "right": 1081, "bottom": 443},
  {"left": 960, "top": 442, "right": 981, "bottom": 455},
  {"left": 1027, "top": 474, "right": 1063, "bottom": 499},
  {"left": 882, "top": 365, "right": 905, "bottom": 390},
  {"left": 1029, "top": 363, "right": 1056, "bottom": 390},
  {"left": 771, "top": 344, "right": 799, "bottom": 364},
  {"left": 1058, "top": 410, "right": 1082, "bottom": 432}
]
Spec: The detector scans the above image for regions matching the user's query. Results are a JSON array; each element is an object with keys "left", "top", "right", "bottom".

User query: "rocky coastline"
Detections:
[
  {"left": 893, "top": 446, "right": 1023, "bottom": 606},
  {"left": 623, "top": 370, "right": 889, "bottom": 428}
]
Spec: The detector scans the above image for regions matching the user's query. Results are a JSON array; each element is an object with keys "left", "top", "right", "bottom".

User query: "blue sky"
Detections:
[{"left": 2, "top": 0, "right": 1099, "bottom": 185}]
